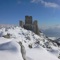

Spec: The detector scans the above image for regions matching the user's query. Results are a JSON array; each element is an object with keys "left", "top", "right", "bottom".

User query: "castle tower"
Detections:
[
  {"left": 25, "top": 16, "right": 32, "bottom": 24},
  {"left": 33, "top": 20, "right": 40, "bottom": 35},
  {"left": 19, "top": 20, "right": 24, "bottom": 27},
  {"left": 23, "top": 16, "right": 33, "bottom": 30}
]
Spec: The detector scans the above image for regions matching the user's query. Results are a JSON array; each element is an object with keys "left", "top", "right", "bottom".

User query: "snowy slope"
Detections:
[
  {"left": 0, "top": 37, "right": 23, "bottom": 60},
  {"left": 0, "top": 26, "right": 60, "bottom": 60},
  {"left": 26, "top": 48, "right": 59, "bottom": 60}
]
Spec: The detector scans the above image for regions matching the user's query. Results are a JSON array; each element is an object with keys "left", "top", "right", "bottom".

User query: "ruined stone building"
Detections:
[{"left": 19, "top": 16, "right": 40, "bottom": 35}]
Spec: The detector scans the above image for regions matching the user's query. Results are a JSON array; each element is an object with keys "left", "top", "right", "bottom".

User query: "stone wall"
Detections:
[{"left": 24, "top": 24, "right": 33, "bottom": 31}]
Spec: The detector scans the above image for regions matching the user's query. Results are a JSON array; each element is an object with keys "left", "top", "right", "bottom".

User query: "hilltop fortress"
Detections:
[{"left": 19, "top": 16, "right": 40, "bottom": 35}]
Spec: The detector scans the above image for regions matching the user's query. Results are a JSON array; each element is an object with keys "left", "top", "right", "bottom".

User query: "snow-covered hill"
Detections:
[{"left": 0, "top": 26, "right": 60, "bottom": 60}]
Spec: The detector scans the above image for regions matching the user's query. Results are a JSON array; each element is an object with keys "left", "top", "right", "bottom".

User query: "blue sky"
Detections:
[{"left": 0, "top": 0, "right": 60, "bottom": 27}]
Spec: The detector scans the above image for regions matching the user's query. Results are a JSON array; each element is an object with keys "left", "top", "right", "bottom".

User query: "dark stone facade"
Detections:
[{"left": 19, "top": 16, "right": 40, "bottom": 35}]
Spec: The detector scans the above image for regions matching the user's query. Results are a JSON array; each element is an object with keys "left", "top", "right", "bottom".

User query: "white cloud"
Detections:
[
  {"left": 40, "top": 25, "right": 60, "bottom": 37},
  {"left": 31, "top": 0, "right": 40, "bottom": 3},
  {"left": 17, "top": 0, "right": 21, "bottom": 4},
  {"left": 41, "top": 0, "right": 60, "bottom": 8},
  {"left": 31, "top": 0, "right": 60, "bottom": 8}
]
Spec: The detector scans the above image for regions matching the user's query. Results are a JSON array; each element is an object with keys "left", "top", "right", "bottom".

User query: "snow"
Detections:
[
  {"left": 0, "top": 38, "right": 23, "bottom": 60},
  {"left": 48, "top": 37, "right": 57, "bottom": 40},
  {"left": 26, "top": 48, "right": 59, "bottom": 60},
  {"left": 0, "top": 26, "right": 60, "bottom": 60}
]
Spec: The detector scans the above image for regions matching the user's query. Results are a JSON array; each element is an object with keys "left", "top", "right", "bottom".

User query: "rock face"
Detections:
[
  {"left": 19, "top": 16, "right": 40, "bottom": 35},
  {"left": 18, "top": 42, "right": 26, "bottom": 60}
]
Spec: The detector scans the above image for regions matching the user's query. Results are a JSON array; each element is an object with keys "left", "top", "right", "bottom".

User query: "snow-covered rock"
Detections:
[
  {"left": 0, "top": 38, "right": 23, "bottom": 60},
  {"left": 0, "top": 26, "right": 60, "bottom": 60}
]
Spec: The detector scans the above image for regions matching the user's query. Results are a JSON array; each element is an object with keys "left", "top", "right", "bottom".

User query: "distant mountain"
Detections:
[
  {"left": 41, "top": 25, "right": 60, "bottom": 37},
  {"left": 0, "top": 24, "right": 16, "bottom": 28}
]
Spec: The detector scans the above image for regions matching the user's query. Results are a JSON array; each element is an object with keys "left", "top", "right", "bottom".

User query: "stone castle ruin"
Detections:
[{"left": 19, "top": 16, "right": 40, "bottom": 35}]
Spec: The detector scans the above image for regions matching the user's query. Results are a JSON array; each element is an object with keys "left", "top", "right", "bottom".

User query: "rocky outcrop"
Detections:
[{"left": 18, "top": 42, "right": 26, "bottom": 60}]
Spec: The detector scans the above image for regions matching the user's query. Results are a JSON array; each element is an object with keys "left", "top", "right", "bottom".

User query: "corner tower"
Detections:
[{"left": 33, "top": 20, "right": 40, "bottom": 35}]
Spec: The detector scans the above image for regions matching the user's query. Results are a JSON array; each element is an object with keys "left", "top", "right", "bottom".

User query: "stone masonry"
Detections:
[{"left": 19, "top": 16, "right": 40, "bottom": 35}]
